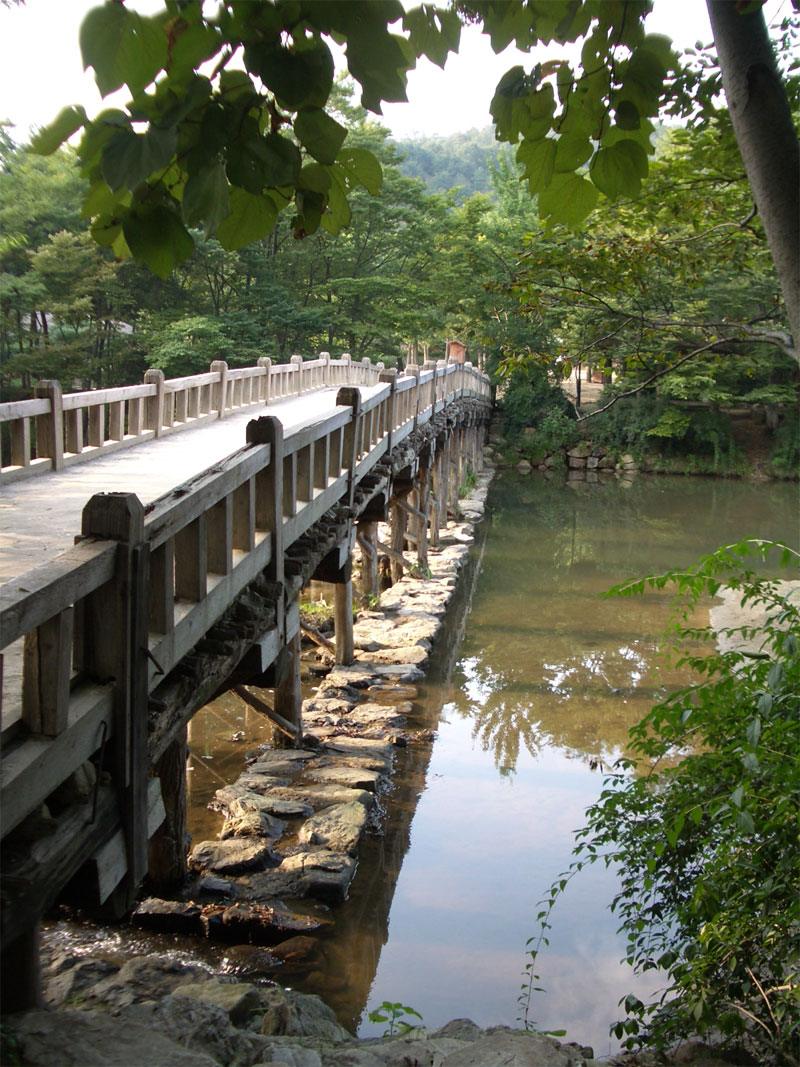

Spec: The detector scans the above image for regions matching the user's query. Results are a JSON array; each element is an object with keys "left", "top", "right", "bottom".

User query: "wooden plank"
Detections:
[
  {"left": 87, "top": 403, "right": 105, "bottom": 448},
  {"left": 0, "top": 398, "right": 51, "bottom": 420},
  {"left": 10, "top": 417, "right": 32, "bottom": 468},
  {"left": 232, "top": 478, "right": 255, "bottom": 553},
  {"left": 1, "top": 541, "right": 117, "bottom": 648},
  {"left": 148, "top": 539, "right": 175, "bottom": 634},
  {"left": 207, "top": 496, "right": 233, "bottom": 576},
  {"left": 21, "top": 607, "right": 73, "bottom": 736},
  {"left": 108, "top": 400, "right": 124, "bottom": 441},
  {"left": 61, "top": 384, "right": 152, "bottom": 408},
  {"left": 0, "top": 682, "right": 114, "bottom": 837},
  {"left": 64, "top": 408, "right": 83, "bottom": 455},
  {"left": 174, "top": 515, "right": 207, "bottom": 602}
]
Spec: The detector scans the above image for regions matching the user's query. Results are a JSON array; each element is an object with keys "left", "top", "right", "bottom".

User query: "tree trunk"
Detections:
[{"left": 707, "top": 1, "right": 800, "bottom": 357}]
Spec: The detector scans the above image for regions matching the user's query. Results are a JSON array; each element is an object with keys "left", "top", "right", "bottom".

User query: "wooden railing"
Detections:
[
  {"left": 0, "top": 361, "right": 490, "bottom": 868},
  {"left": 0, "top": 352, "right": 383, "bottom": 485}
]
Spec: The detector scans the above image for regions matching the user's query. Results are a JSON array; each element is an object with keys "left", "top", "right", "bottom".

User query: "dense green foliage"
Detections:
[
  {"left": 31, "top": 1, "right": 693, "bottom": 275},
  {"left": 522, "top": 540, "right": 800, "bottom": 1063}
]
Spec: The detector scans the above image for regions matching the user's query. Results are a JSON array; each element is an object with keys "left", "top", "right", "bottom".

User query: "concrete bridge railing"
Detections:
[
  {"left": 0, "top": 352, "right": 385, "bottom": 486},
  {"left": 0, "top": 360, "right": 490, "bottom": 961}
]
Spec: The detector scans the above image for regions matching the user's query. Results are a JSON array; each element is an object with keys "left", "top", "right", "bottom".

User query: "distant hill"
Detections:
[{"left": 390, "top": 127, "right": 503, "bottom": 198}]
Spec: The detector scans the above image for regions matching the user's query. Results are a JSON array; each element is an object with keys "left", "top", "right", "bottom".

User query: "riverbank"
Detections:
[{"left": 3, "top": 950, "right": 740, "bottom": 1066}]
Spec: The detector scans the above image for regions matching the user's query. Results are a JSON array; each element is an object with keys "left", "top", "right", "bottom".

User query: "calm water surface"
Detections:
[{"left": 144, "top": 473, "right": 800, "bottom": 1056}]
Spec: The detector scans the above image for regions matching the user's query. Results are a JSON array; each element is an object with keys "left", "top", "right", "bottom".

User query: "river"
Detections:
[{"left": 47, "top": 470, "right": 798, "bottom": 1057}]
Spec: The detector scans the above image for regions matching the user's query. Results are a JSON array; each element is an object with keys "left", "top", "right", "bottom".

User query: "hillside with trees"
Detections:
[{"left": 391, "top": 126, "right": 502, "bottom": 197}]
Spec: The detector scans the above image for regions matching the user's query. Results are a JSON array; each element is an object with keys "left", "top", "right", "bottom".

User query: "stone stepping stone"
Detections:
[
  {"left": 237, "top": 850, "right": 357, "bottom": 904},
  {"left": 188, "top": 838, "right": 276, "bottom": 875},
  {"left": 305, "top": 765, "right": 382, "bottom": 792},
  {"left": 320, "top": 736, "right": 395, "bottom": 767},
  {"left": 219, "top": 805, "right": 285, "bottom": 841},
  {"left": 355, "top": 645, "right": 429, "bottom": 666},
  {"left": 298, "top": 801, "right": 368, "bottom": 855}
]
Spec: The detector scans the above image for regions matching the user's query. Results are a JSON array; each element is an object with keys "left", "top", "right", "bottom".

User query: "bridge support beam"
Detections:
[
  {"left": 274, "top": 629, "right": 302, "bottom": 740},
  {"left": 357, "top": 521, "right": 379, "bottom": 600},
  {"left": 1, "top": 923, "right": 41, "bottom": 1012},
  {"left": 334, "top": 580, "right": 355, "bottom": 666},
  {"left": 148, "top": 730, "right": 189, "bottom": 892}
]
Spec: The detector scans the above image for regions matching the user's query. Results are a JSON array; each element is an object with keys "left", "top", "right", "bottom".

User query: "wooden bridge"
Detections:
[{"left": 0, "top": 353, "right": 491, "bottom": 1007}]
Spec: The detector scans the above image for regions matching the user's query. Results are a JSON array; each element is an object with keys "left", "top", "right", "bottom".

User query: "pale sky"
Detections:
[{"left": 0, "top": 0, "right": 790, "bottom": 145}]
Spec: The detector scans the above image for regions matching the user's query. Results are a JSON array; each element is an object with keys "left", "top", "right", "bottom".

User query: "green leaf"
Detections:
[
  {"left": 615, "top": 100, "right": 641, "bottom": 130},
  {"left": 294, "top": 108, "right": 347, "bottom": 165},
  {"left": 590, "top": 140, "right": 649, "bottom": 200},
  {"left": 517, "top": 138, "right": 556, "bottom": 194},
  {"left": 244, "top": 36, "right": 334, "bottom": 110},
  {"left": 336, "top": 147, "right": 382, "bottom": 194},
  {"left": 299, "top": 163, "right": 332, "bottom": 195},
  {"left": 122, "top": 204, "right": 194, "bottom": 277},
  {"left": 101, "top": 125, "right": 177, "bottom": 192},
  {"left": 80, "top": 4, "right": 167, "bottom": 98},
  {"left": 216, "top": 187, "right": 278, "bottom": 251},
  {"left": 166, "top": 20, "right": 221, "bottom": 80},
  {"left": 553, "top": 133, "right": 593, "bottom": 172},
  {"left": 226, "top": 132, "right": 301, "bottom": 194},
  {"left": 182, "top": 162, "right": 231, "bottom": 235},
  {"left": 491, "top": 73, "right": 555, "bottom": 144},
  {"left": 403, "top": 5, "right": 461, "bottom": 68},
  {"left": 29, "top": 106, "right": 88, "bottom": 156},
  {"left": 345, "top": 29, "right": 411, "bottom": 112},
  {"left": 538, "top": 171, "right": 599, "bottom": 229}
]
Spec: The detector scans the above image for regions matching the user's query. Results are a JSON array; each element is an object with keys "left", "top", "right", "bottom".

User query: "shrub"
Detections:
[{"left": 522, "top": 540, "right": 800, "bottom": 1064}]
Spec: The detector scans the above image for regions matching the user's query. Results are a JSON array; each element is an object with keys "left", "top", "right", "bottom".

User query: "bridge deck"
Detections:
[{"left": 0, "top": 388, "right": 363, "bottom": 585}]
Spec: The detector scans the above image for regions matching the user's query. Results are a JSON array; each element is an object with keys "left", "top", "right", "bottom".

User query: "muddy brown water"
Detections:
[{"left": 44, "top": 471, "right": 799, "bottom": 1057}]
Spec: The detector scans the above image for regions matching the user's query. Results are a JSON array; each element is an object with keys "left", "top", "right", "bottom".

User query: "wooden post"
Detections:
[
  {"left": 34, "top": 379, "right": 64, "bottom": 470},
  {"left": 337, "top": 386, "right": 362, "bottom": 508},
  {"left": 274, "top": 629, "right": 302, "bottom": 737},
  {"left": 247, "top": 416, "right": 284, "bottom": 583},
  {"left": 148, "top": 730, "right": 189, "bottom": 891},
  {"left": 144, "top": 368, "right": 165, "bottom": 437},
  {"left": 258, "top": 356, "right": 272, "bottom": 404},
  {"left": 211, "top": 360, "right": 228, "bottom": 418},
  {"left": 334, "top": 570, "right": 355, "bottom": 667},
  {"left": 414, "top": 469, "right": 429, "bottom": 573},
  {"left": 430, "top": 449, "right": 442, "bottom": 549},
  {"left": 22, "top": 607, "right": 73, "bottom": 737},
  {"left": 358, "top": 521, "right": 379, "bottom": 598},
  {"left": 379, "top": 367, "right": 397, "bottom": 453},
  {"left": 1, "top": 924, "right": 41, "bottom": 1011},
  {"left": 389, "top": 500, "right": 407, "bottom": 584},
  {"left": 291, "top": 354, "right": 304, "bottom": 394},
  {"left": 81, "top": 492, "right": 149, "bottom": 902}
]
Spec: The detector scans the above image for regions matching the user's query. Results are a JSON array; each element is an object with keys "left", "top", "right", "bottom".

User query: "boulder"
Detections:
[
  {"left": 170, "top": 977, "right": 263, "bottom": 1025},
  {"left": 43, "top": 958, "right": 120, "bottom": 1009},
  {"left": 219, "top": 803, "right": 286, "bottom": 840},
  {"left": 188, "top": 838, "right": 276, "bottom": 874},
  {"left": 126, "top": 994, "right": 271, "bottom": 1065},
  {"left": 298, "top": 801, "right": 368, "bottom": 855},
  {"left": 259, "top": 986, "right": 352, "bottom": 1043},
  {"left": 355, "top": 645, "right": 429, "bottom": 666},
  {"left": 2, "top": 1009, "right": 219, "bottom": 1067},
  {"left": 306, "top": 765, "right": 383, "bottom": 792},
  {"left": 199, "top": 901, "right": 329, "bottom": 945},
  {"left": 131, "top": 898, "right": 204, "bottom": 936},
  {"left": 84, "top": 956, "right": 212, "bottom": 1010},
  {"left": 237, "top": 850, "right": 357, "bottom": 904}
]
